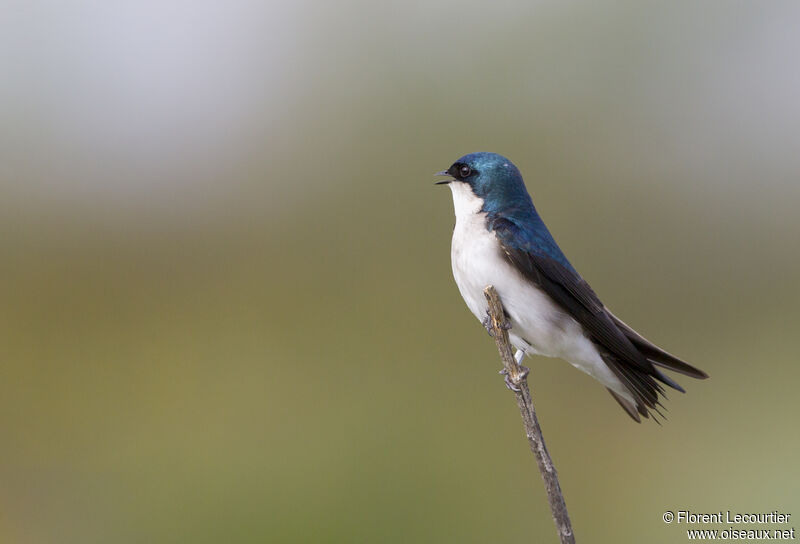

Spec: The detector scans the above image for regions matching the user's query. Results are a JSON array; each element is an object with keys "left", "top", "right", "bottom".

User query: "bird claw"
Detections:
[
  {"left": 499, "top": 366, "right": 529, "bottom": 392},
  {"left": 482, "top": 314, "right": 495, "bottom": 337},
  {"left": 482, "top": 309, "right": 512, "bottom": 337}
]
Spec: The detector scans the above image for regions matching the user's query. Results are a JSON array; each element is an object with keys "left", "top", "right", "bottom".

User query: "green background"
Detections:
[{"left": 2, "top": 1, "right": 799, "bottom": 542}]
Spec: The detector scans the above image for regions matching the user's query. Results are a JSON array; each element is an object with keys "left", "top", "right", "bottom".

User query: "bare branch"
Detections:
[{"left": 483, "top": 285, "right": 576, "bottom": 544}]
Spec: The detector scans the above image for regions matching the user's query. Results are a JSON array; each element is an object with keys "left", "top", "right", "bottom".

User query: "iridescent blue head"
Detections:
[
  {"left": 436, "top": 152, "right": 534, "bottom": 216},
  {"left": 437, "top": 152, "right": 571, "bottom": 267}
]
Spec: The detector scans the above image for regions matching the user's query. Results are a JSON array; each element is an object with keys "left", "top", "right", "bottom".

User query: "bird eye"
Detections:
[{"left": 459, "top": 165, "right": 472, "bottom": 177}]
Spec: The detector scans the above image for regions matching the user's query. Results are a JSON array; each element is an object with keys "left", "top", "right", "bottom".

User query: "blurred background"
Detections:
[{"left": 2, "top": 1, "right": 799, "bottom": 542}]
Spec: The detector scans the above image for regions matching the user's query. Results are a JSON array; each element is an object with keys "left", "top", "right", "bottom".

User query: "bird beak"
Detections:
[{"left": 434, "top": 170, "right": 452, "bottom": 185}]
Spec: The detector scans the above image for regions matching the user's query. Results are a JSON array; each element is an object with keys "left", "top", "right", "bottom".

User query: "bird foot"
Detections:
[
  {"left": 482, "top": 309, "right": 512, "bottom": 336},
  {"left": 499, "top": 366, "right": 530, "bottom": 392},
  {"left": 482, "top": 313, "right": 494, "bottom": 337}
]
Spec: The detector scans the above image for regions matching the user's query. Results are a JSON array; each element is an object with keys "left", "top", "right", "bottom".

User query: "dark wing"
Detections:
[
  {"left": 492, "top": 218, "right": 706, "bottom": 420},
  {"left": 606, "top": 309, "right": 709, "bottom": 380}
]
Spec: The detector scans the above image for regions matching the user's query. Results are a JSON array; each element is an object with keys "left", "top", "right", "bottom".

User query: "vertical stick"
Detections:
[{"left": 483, "top": 285, "right": 576, "bottom": 544}]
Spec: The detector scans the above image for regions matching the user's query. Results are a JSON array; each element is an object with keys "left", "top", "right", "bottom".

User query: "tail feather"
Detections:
[
  {"left": 652, "top": 367, "right": 686, "bottom": 393},
  {"left": 600, "top": 309, "right": 708, "bottom": 422},
  {"left": 607, "top": 388, "right": 642, "bottom": 423},
  {"left": 606, "top": 309, "right": 709, "bottom": 380}
]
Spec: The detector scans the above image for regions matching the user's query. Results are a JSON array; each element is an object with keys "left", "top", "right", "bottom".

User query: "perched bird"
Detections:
[{"left": 437, "top": 152, "right": 708, "bottom": 422}]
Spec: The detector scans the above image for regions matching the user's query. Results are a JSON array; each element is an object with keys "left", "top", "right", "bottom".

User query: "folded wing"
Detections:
[{"left": 491, "top": 217, "right": 708, "bottom": 422}]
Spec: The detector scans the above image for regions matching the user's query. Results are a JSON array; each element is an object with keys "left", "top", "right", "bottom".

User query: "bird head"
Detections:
[{"left": 436, "top": 152, "right": 532, "bottom": 215}]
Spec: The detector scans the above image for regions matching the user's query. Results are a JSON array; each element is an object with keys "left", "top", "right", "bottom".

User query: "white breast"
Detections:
[{"left": 447, "top": 182, "right": 632, "bottom": 402}]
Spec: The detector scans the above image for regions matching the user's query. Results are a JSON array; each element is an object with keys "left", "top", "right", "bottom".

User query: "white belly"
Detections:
[{"left": 447, "top": 182, "right": 631, "bottom": 400}]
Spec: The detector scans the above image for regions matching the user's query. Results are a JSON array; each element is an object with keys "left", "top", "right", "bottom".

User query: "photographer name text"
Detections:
[{"left": 674, "top": 511, "right": 791, "bottom": 524}]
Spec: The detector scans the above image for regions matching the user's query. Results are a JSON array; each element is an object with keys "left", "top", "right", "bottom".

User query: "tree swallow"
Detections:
[{"left": 437, "top": 152, "right": 708, "bottom": 422}]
